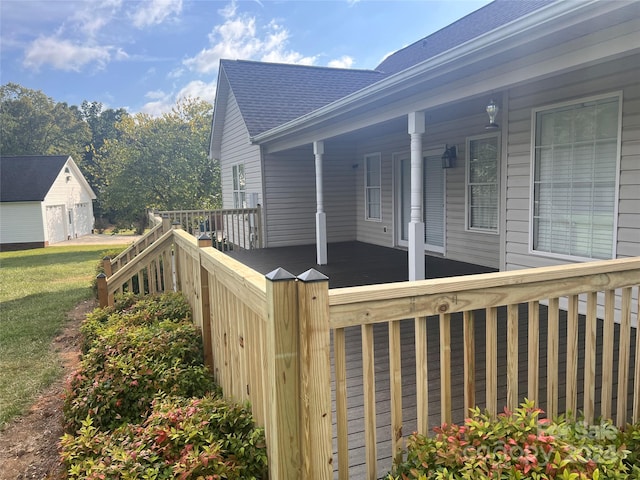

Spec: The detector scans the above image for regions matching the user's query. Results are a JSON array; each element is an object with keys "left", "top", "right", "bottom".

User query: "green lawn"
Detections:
[{"left": 0, "top": 245, "right": 124, "bottom": 428}]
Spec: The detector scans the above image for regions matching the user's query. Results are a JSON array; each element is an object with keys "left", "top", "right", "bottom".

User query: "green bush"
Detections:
[
  {"left": 60, "top": 395, "right": 268, "bottom": 479},
  {"left": 618, "top": 422, "right": 640, "bottom": 474},
  {"left": 387, "top": 400, "right": 635, "bottom": 480},
  {"left": 80, "top": 292, "right": 190, "bottom": 353},
  {"left": 62, "top": 292, "right": 267, "bottom": 479},
  {"left": 65, "top": 293, "right": 215, "bottom": 431}
]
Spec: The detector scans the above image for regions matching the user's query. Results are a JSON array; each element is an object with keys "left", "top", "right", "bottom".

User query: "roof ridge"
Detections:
[{"left": 221, "top": 58, "right": 382, "bottom": 74}]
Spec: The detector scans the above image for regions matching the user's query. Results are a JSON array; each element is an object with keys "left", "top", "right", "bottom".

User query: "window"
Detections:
[
  {"left": 232, "top": 164, "right": 246, "bottom": 208},
  {"left": 365, "top": 153, "right": 381, "bottom": 220},
  {"left": 532, "top": 94, "right": 619, "bottom": 260},
  {"left": 467, "top": 134, "right": 499, "bottom": 232}
]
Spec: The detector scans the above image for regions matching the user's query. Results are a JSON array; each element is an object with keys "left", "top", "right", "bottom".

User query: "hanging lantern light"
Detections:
[{"left": 485, "top": 99, "right": 499, "bottom": 130}]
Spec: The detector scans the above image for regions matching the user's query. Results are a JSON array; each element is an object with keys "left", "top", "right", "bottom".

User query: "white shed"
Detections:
[{"left": 0, "top": 155, "right": 97, "bottom": 250}]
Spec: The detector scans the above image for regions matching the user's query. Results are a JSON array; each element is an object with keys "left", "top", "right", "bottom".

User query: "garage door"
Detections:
[{"left": 46, "top": 205, "right": 66, "bottom": 244}]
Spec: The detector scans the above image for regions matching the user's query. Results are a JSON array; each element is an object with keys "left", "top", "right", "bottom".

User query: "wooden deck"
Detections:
[
  {"left": 226, "top": 241, "right": 495, "bottom": 287},
  {"left": 227, "top": 242, "right": 637, "bottom": 478}
]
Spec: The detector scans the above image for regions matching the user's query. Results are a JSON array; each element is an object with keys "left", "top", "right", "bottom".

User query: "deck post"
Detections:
[
  {"left": 297, "top": 269, "right": 333, "bottom": 479},
  {"left": 102, "top": 256, "right": 113, "bottom": 277},
  {"left": 408, "top": 112, "right": 425, "bottom": 281},
  {"left": 265, "top": 268, "right": 301, "bottom": 479},
  {"left": 96, "top": 273, "right": 112, "bottom": 308},
  {"left": 314, "top": 140, "right": 328, "bottom": 265},
  {"left": 198, "top": 243, "right": 214, "bottom": 371}
]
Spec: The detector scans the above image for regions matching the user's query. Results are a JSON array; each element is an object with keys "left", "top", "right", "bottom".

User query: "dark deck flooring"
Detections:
[
  {"left": 226, "top": 241, "right": 495, "bottom": 288},
  {"left": 226, "top": 242, "right": 636, "bottom": 478}
]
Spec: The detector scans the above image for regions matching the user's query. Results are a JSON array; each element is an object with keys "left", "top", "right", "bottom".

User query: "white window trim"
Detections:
[
  {"left": 232, "top": 163, "right": 246, "bottom": 209},
  {"left": 364, "top": 152, "right": 382, "bottom": 222},
  {"left": 527, "top": 91, "right": 622, "bottom": 262},
  {"left": 465, "top": 132, "right": 500, "bottom": 235}
]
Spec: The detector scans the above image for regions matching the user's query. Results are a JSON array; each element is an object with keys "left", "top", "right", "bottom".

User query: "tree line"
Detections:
[{"left": 0, "top": 82, "right": 220, "bottom": 233}]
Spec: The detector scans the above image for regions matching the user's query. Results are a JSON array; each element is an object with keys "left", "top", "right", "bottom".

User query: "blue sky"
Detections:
[{"left": 1, "top": 0, "right": 490, "bottom": 115}]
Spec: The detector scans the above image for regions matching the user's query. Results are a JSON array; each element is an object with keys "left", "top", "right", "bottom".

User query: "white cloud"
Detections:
[
  {"left": 140, "top": 79, "right": 217, "bottom": 116},
  {"left": 130, "top": 0, "right": 183, "bottom": 28},
  {"left": 183, "top": 2, "right": 317, "bottom": 74},
  {"left": 71, "top": 0, "right": 123, "bottom": 37},
  {"left": 23, "top": 36, "right": 112, "bottom": 71},
  {"left": 328, "top": 55, "right": 354, "bottom": 69}
]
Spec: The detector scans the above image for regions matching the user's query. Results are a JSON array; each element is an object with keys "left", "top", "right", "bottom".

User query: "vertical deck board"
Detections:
[
  {"left": 528, "top": 300, "right": 540, "bottom": 403},
  {"left": 547, "top": 297, "right": 559, "bottom": 418},
  {"left": 415, "top": 316, "right": 429, "bottom": 434},
  {"left": 617, "top": 287, "right": 632, "bottom": 427},
  {"left": 361, "top": 323, "right": 377, "bottom": 480},
  {"left": 463, "top": 310, "right": 475, "bottom": 414},
  {"left": 566, "top": 294, "right": 579, "bottom": 416},
  {"left": 388, "top": 320, "right": 403, "bottom": 466},
  {"left": 486, "top": 306, "right": 498, "bottom": 416},
  {"left": 440, "top": 313, "right": 452, "bottom": 424},
  {"left": 602, "top": 289, "right": 615, "bottom": 419}
]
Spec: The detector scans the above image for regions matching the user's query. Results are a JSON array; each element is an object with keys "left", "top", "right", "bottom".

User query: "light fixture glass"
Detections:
[{"left": 485, "top": 99, "right": 499, "bottom": 130}]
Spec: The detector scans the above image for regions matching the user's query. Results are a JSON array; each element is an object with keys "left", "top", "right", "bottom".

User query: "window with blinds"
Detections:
[
  {"left": 467, "top": 134, "right": 499, "bottom": 232},
  {"left": 365, "top": 153, "right": 381, "bottom": 221},
  {"left": 532, "top": 94, "right": 619, "bottom": 260}
]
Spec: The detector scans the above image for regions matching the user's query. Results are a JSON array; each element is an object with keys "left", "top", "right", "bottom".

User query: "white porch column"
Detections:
[
  {"left": 314, "top": 140, "right": 328, "bottom": 265},
  {"left": 408, "top": 112, "right": 425, "bottom": 281}
]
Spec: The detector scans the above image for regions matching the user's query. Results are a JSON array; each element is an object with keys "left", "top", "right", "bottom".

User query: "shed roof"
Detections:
[
  {"left": 1, "top": 155, "right": 71, "bottom": 202},
  {"left": 220, "top": 60, "right": 385, "bottom": 137}
]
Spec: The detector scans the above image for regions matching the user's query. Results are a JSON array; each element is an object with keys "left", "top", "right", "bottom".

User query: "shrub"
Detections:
[
  {"left": 65, "top": 294, "right": 215, "bottom": 431},
  {"left": 387, "top": 400, "right": 633, "bottom": 480},
  {"left": 80, "top": 292, "right": 190, "bottom": 353},
  {"left": 618, "top": 422, "right": 640, "bottom": 475},
  {"left": 60, "top": 395, "right": 268, "bottom": 479}
]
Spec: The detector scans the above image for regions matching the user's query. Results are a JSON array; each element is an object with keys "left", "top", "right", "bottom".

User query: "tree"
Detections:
[
  {"left": 79, "top": 101, "right": 129, "bottom": 223},
  {"left": 0, "top": 83, "right": 91, "bottom": 162},
  {"left": 96, "top": 98, "right": 219, "bottom": 233}
]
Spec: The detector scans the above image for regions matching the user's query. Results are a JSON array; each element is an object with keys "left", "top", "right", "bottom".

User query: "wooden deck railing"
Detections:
[
  {"left": 155, "top": 207, "right": 262, "bottom": 251},
  {"left": 96, "top": 230, "right": 640, "bottom": 480}
]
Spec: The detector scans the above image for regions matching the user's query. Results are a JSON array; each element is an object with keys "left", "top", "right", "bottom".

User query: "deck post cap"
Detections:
[
  {"left": 265, "top": 267, "right": 296, "bottom": 281},
  {"left": 297, "top": 268, "right": 329, "bottom": 283}
]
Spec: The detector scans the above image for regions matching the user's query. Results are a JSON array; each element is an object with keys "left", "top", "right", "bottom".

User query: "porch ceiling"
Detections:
[{"left": 224, "top": 241, "right": 495, "bottom": 289}]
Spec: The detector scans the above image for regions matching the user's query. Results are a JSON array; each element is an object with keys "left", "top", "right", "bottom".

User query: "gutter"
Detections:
[{"left": 250, "top": 0, "right": 601, "bottom": 144}]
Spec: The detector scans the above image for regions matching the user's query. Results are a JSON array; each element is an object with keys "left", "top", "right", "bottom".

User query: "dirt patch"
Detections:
[{"left": 0, "top": 299, "right": 94, "bottom": 480}]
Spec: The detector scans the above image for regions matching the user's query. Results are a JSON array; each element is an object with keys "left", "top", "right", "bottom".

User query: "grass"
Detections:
[{"left": 0, "top": 245, "right": 126, "bottom": 428}]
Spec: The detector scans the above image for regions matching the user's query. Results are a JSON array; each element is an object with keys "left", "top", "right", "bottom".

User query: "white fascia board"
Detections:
[
  {"left": 209, "top": 65, "right": 230, "bottom": 160},
  {"left": 66, "top": 156, "right": 97, "bottom": 199},
  {"left": 251, "top": 0, "right": 609, "bottom": 145}
]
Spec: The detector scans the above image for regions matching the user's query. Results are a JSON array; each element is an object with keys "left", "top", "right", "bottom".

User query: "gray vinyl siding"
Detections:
[
  {"left": 354, "top": 117, "right": 501, "bottom": 269},
  {"left": 219, "top": 91, "right": 262, "bottom": 209},
  {"left": 263, "top": 143, "right": 357, "bottom": 247},
  {"left": 505, "top": 55, "right": 640, "bottom": 270}
]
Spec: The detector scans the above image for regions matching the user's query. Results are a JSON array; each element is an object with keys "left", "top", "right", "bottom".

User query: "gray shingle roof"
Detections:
[
  {"left": 0, "top": 155, "right": 69, "bottom": 202},
  {"left": 376, "top": 0, "right": 555, "bottom": 74},
  {"left": 217, "top": 0, "right": 555, "bottom": 139},
  {"left": 220, "top": 60, "right": 386, "bottom": 137}
]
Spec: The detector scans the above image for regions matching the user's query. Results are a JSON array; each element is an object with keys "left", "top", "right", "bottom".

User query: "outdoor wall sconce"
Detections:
[
  {"left": 485, "top": 99, "right": 499, "bottom": 130},
  {"left": 441, "top": 144, "right": 457, "bottom": 168}
]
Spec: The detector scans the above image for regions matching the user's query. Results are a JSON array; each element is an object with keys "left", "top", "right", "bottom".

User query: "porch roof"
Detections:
[{"left": 225, "top": 241, "right": 495, "bottom": 288}]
